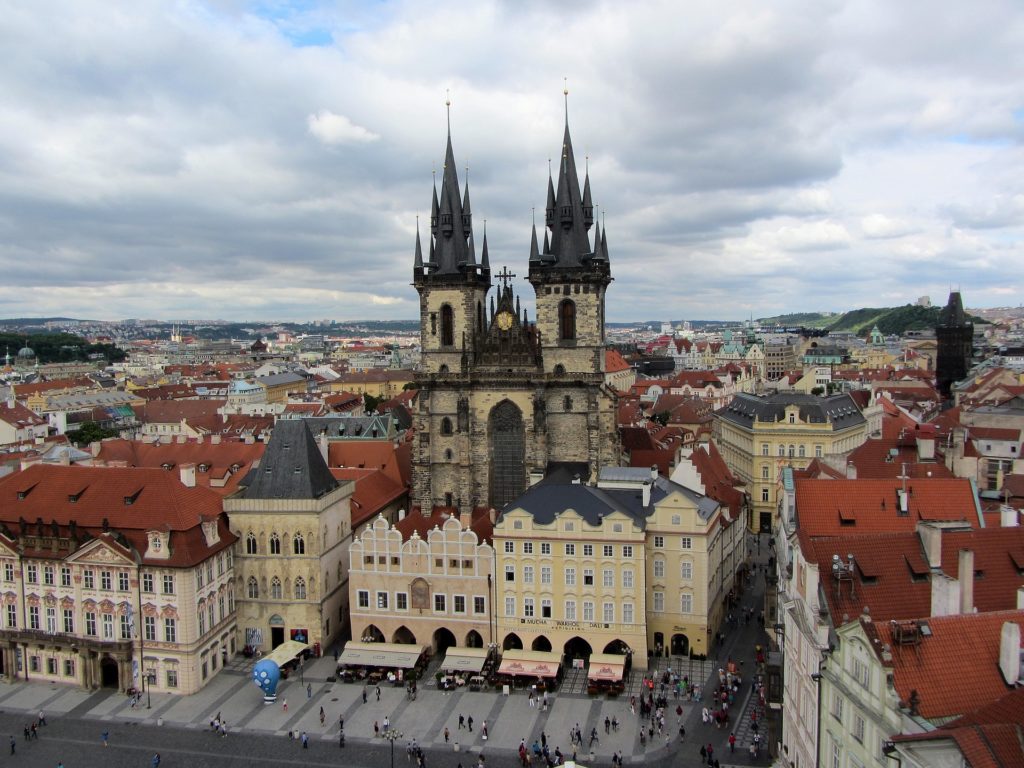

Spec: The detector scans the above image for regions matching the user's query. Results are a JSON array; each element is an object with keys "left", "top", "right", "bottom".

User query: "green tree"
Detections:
[
  {"left": 66, "top": 422, "right": 120, "bottom": 445},
  {"left": 363, "top": 392, "right": 382, "bottom": 414}
]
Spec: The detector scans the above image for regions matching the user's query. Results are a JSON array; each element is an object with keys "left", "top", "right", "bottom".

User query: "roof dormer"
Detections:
[{"left": 145, "top": 529, "right": 170, "bottom": 560}]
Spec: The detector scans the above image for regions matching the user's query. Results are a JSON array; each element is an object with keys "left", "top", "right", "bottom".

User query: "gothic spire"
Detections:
[
  {"left": 420, "top": 98, "right": 474, "bottom": 276},
  {"left": 414, "top": 217, "right": 423, "bottom": 271},
  {"left": 582, "top": 163, "right": 593, "bottom": 230},
  {"left": 545, "top": 168, "right": 556, "bottom": 228},
  {"left": 529, "top": 223, "right": 541, "bottom": 263},
  {"left": 481, "top": 223, "right": 490, "bottom": 272}
]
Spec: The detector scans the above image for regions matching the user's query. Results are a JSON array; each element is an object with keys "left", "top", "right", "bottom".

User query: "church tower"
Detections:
[
  {"left": 935, "top": 290, "right": 973, "bottom": 398},
  {"left": 411, "top": 99, "right": 618, "bottom": 518}
]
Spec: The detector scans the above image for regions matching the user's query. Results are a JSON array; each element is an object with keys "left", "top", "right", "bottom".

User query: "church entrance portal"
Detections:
[
  {"left": 488, "top": 401, "right": 525, "bottom": 509},
  {"left": 100, "top": 656, "right": 119, "bottom": 689}
]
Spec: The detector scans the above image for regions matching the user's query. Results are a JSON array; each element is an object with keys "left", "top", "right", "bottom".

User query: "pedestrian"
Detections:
[
  {"left": 283, "top": 698, "right": 288, "bottom": 712},
  {"left": 458, "top": 714, "right": 465, "bottom": 730},
  {"left": 728, "top": 733, "right": 736, "bottom": 752},
  {"left": 9, "top": 736, "right": 15, "bottom": 755},
  {"left": 362, "top": 686, "right": 368, "bottom": 704},
  {"left": 38, "top": 710, "right": 46, "bottom": 726},
  {"left": 340, "top": 716, "right": 345, "bottom": 731},
  {"left": 679, "top": 724, "right": 685, "bottom": 741},
  {"left": 220, "top": 721, "right": 227, "bottom": 737},
  {"left": 307, "top": 683, "right": 312, "bottom": 699},
  {"left": 301, "top": 731, "right": 309, "bottom": 749},
  {"left": 482, "top": 721, "right": 488, "bottom": 740},
  {"left": 605, "top": 716, "right": 610, "bottom": 734},
  {"left": 467, "top": 715, "right": 474, "bottom": 732},
  {"left": 444, "top": 727, "right": 450, "bottom": 743},
  {"left": 30, "top": 723, "right": 37, "bottom": 740},
  {"left": 384, "top": 716, "right": 391, "bottom": 731},
  {"left": 376, "top": 685, "right": 381, "bottom": 701},
  {"left": 102, "top": 730, "right": 109, "bottom": 747},
  {"left": 374, "top": 720, "right": 380, "bottom": 737},
  {"left": 320, "top": 707, "right": 325, "bottom": 726},
  {"left": 152, "top": 754, "right": 161, "bottom": 767}
]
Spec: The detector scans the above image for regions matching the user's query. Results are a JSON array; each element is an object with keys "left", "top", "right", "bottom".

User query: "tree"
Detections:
[
  {"left": 66, "top": 422, "right": 120, "bottom": 446},
  {"left": 651, "top": 411, "right": 670, "bottom": 426},
  {"left": 363, "top": 392, "right": 382, "bottom": 414}
]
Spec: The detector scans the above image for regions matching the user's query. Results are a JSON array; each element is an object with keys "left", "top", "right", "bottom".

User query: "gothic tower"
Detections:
[
  {"left": 412, "top": 103, "right": 618, "bottom": 517},
  {"left": 935, "top": 290, "right": 973, "bottom": 398}
]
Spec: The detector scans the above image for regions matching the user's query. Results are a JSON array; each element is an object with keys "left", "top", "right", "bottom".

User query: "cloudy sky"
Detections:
[{"left": 2, "top": 1, "right": 1022, "bottom": 323}]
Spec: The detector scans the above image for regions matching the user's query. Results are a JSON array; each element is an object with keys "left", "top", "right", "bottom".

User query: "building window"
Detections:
[
  {"left": 47, "top": 657, "right": 57, "bottom": 675},
  {"left": 100, "top": 570, "right": 112, "bottom": 590},
  {"left": 582, "top": 544, "right": 593, "bottom": 557},
  {"left": 473, "top": 596, "right": 485, "bottom": 614},
  {"left": 162, "top": 574, "right": 174, "bottom": 594},
  {"left": 3, "top": 562, "right": 13, "bottom": 582},
  {"left": 815, "top": 445, "right": 823, "bottom": 458},
  {"left": 680, "top": 537, "right": 692, "bottom": 549},
  {"left": 504, "top": 541, "right": 514, "bottom": 554},
  {"left": 541, "top": 543, "right": 551, "bottom": 555},
  {"left": 396, "top": 592, "right": 408, "bottom": 611},
  {"left": 246, "top": 533, "right": 257, "bottom": 554},
  {"left": 142, "top": 573, "right": 154, "bottom": 592},
  {"left": 120, "top": 614, "right": 132, "bottom": 639},
  {"left": 853, "top": 658, "right": 869, "bottom": 688},
  {"left": 63, "top": 608, "right": 74, "bottom": 633},
  {"left": 831, "top": 692, "right": 843, "bottom": 722},
  {"left": 85, "top": 612, "right": 96, "bottom": 636},
  {"left": 603, "top": 602, "right": 614, "bottom": 623},
  {"left": 440, "top": 417, "right": 453, "bottom": 435},
  {"left": 522, "top": 542, "right": 533, "bottom": 554},
  {"left": 681, "top": 561, "right": 693, "bottom": 580},
  {"left": 541, "top": 598, "right": 552, "bottom": 618},
  {"left": 294, "top": 577, "right": 307, "bottom": 600},
  {"left": 653, "top": 559, "right": 665, "bottom": 578},
  {"left": 671, "top": 515, "right": 681, "bottom": 526},
  {"left": 270, "top": 577, "right": 282, "bottom": 600},
  {"left": 505, "top": 564, "right": 515, "bottom": 582},
  {"left": 761, "top": 488, "right": 770, "bottom": 502},
  {"left": 524, "top": 598, "right": 534, "bottom": 618},
  {"left": 799, "top": 445, "right": 806, "bottom": 458},
  {"left": 60, "top": 566, "right": 71, "bottom": 587},
  {"left": 565, "top": 543, "right": 575, "bottom": 556},
  {"left": 46, "top": 606, "right": 56, "bottom": 633},
  {"left": 505, "top": 597, "right": 515, "bottom": 617},
  {"left": 653, "top": 591, "right": 665, "bottom": 612},
  {"left": 583, "top": 601, "right": 594, "bottom": 622},
  {"left": 761, "top": 443, "right": 769, "bottom": 456},
  {"left": 602, "top": 568, "right": 614, "bottom": 587},
  {"left": 453, "top": 595, "right": 466, "bottom": 613},
  {"left": 164, "top": 618, "right": 177, "bottom": 643},
  {"left": 603, "top": 544, "right": 613, "bottom": 557},
  {"left": 28, "top": 605, "right": 40, "bottom": 630},
  {"left": 681, "top": 593, "right": 693, "bottom": 613},
  {"left": 788, "top": 444, "right": 795, "bottom": 458},
  {"left": 83, "top": 569, "right": 94, "bottom": 589},
  {"left": 357, "top": 590, "right": 369, "bottom": 608},
  {"left": 523, "top": 565, "right": 534, "bottom": 584},
  {"left": 198, "top": 609, "right": 206, "bottom": 636},
  {"left": 44, "top": 565, "right": 54, "bottom": 585},
  {"left": 583, "top": 568, "right": 594, "bottom": 586},
  {"left": 118, "top": 572, "right": 130, "bottom": 591},
  {"left": 144, "top": 615, "right": 156, "bottom": 641},
  {"left": 102, "top": 613, "right": 113, "bottom": 639},
  {"left": 761, "top": 465, "right": 769, "bottom": 480},
  {"left": 269, "top": 533, "right": 281, "bottom": 554},
  {"left": 565, "top": 600, "right": 576, "bottom": 621},
  {"left": 440, "top": 304, "right": 454, "bottom": 346},
  {"left": 622, "top": 546, "right": 633, "bottom": 558},
  {"left": 623, "top": 603, "right": 634, "bottom": 624},
  {"left": 622, "top": 569, "right": 634, "bottom": 589},
  {"left": 778, "top": 445, "right": 785, "bottom": 457},
  {"left": 166, "top": 669, "right": 178, "bottom": 688},
  {"left": 293, "top": 534, "right": 305, "bottom": 555},
  {"left": 64, "top": 659, "right": 75, "bottom": 677},
  {"left": 434, "top": 593, "right": 446, "bottom": 612},
  {"left": 540, "top": 566, "right": 552, "bottom": 585},
  {"left": 5, "top": 604, "right": 16, "bottom": 628},
  {"left": 559, "top": 299, "right": 576, "bottom": 341},
  {"left": 853, "top": 713, "right": 865, "bottom": 743},
  {"left": 565, "top": 567, "right": 576, "bottom": 586},
  {"left": 653, "top": 535, "right": 664, "bottom": 548},
  {"left": 247, "top": 577, "right": 259, "bottom": 599},
  {"left": 376, "top": 591, "right": 388, "bottom": 609}
]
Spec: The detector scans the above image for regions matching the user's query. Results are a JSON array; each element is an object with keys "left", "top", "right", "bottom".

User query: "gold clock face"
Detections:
[{"left": 496, "top": 311, "right": 514, "bottom": 330}]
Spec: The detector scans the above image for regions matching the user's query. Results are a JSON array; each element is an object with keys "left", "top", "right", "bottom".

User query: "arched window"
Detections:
[
  {"left": 559, "top": 299, "right": 576, "bottom": 341},
  {"left": 293, "top": 533, "right": 305, "bottom": 555},
  {"left": 564, "top": 396, "right": 573, "bottom": 411},
  {"left": 294, "top": 577, "right": 307, "bottom": 600},
  {"left": 553, "top": 364, "right": 566, "bottom": 376},
  {"left": 440, "top": 304, "right": 454, "bottom": 346},
  {"left": 247, "top": 576, "right": 259, "bottom": 599},
  {"left": 788, "top": 444, "right": 795, "bottom": 458},
  {"left": 798, "top": 445, "right": 806, "bottom": 458},
  {"left": 777, "top": 445, "right": 785, "bottom": 457},
  {"left": 440, "top": 417, "right": 453, "bottom": 435},
  {"left": 439, "top": 364, "right": 449, "bottom": 375},
  {"left": 444, "top": 449, "right": 453, "bottom": 461},
  {"left": 270, "top": 577, "right": 282, "bottom": 600},
  {"left": 245, "top": 533, "right": 257, "bottom": 554},
  {"left": 268, "top": 533, "right": 281, "bottom": 555}
]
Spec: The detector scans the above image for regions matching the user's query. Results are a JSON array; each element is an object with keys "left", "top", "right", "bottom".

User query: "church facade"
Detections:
[{"left": 411, "top": 110, "right": 619, "bottom": 515}]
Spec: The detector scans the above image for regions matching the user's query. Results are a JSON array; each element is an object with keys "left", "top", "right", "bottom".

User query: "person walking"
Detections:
[
  {"left": 458, "top": 714, "right": 465, "bottom": 730},
  {"left": 728, "top": 733, "right": 736, "bottom": 753},
  {"left": 101, "top": 730, "right": 109, "bottom": 747},
  {"left": 376, "top": 685, "right": 381, "bottom": 701},
  {"left": 38, "top": 710, "right": 46, "bottom": 726},
  {"left": 9, "top": 736, "right": 15, "bottom": 755},
  {"left": 362, "top": 686, "right": 368, "bottom": 704},
  {"left": 301, "top": 731, "right": 309, "bottom": 749},
  {"left": 307, "top": 683, "right": 312, "bottom": 699},
  {"left": 152, "top": 754, "right": 161, "bottom": 767},
  {"left": 467, "top": 715, "right": 474, "bottom": 732},
  {"left": 444, "top": 727, "right": 450, "bottom": 743},
  {"left": 220, "top": 720, "right": 227, "bottom": 737},
  {"left": 283, "top": 698, "right": 288, "bottom": 712},
  {"left": 320, "top": 707, "right": 325, "bottom": 726}
]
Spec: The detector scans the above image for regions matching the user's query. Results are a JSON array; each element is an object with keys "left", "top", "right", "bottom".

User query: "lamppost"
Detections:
[{"left": 383, "top": 727, "right": 403, "bottom": 768}]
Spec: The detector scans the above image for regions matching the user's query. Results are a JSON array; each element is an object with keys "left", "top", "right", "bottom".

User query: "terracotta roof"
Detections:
[
  {"left": 327, "top": 439, "right": 411, "bottom": 488},
  {"left": 846, "top": 439, "right": 953, "bottom": 479},
  {"left": 397, "top": 507, "right": 494, "bottom": 546},
  {"left": 604, "top": 349, "right": 632, "bottom": 373},
  {"left": 133, "top": 399, "right": 226, "bottom": 424},
  {"left": 869, "top": 610, "right": 1024, "bottom": 720},
  {"left": 0, "top": 400, "right": 47, "bottom": 428},
  {"left": 795, "top": 478, "right": 981, "bottom": 535},
  {"left": 689, "top": 442, "right": 744, "bottom": 517},
  {"left": 793, "top": 458, "right": 846, "bottom": 480},
  {"left": 629, "top": 448, "right": 675, "bottom": 477},
  {"left": 620, "top": 426, "right": 657, "bottom": 452},
  {"left": 1001, "top": 473, "right": 1024, "bottom": 501},
  {"left": 968, "top": 426, "right": 1021, "bottom": 441},
  {"left": 616, "top": 398, "right": 642, "bottom": 427},
  {"left": 330, "top": 467, "right": 407, "bottom": 529},
  {"left": 12, "top": 377, "right": 96, "bottom": 398}
]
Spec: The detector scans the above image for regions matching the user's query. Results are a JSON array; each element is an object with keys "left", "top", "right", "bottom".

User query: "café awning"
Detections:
[
  {"left": 440, "top": 646, "right": 489, "bottom": 673},
  {"left": 337, "top": 641, "right": 426, "bottom": 669},
  {"left": 586, "top": 653, "right": 626, "bottom": 682},
  {"left": 497, "top": 649, "right": 563, "bottom": 679},
  {"left": 264, "top": 640, "right": 309, "bottom": 669}
]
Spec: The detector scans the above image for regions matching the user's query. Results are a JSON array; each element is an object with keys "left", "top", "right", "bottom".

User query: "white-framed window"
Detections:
[
  {"left": 653, "top": 559, "right": 665, "bottom": 578},
  {"left": 761, "top": 465, "right": 770, "bottom": 480},
  {"left": 852, "top": 713, "right": 865, "bottom": 743},
  {"left": 166, "top": 669, "right": 178, "bottom": 688},
  {"left": 799, "top": 445, "right": 806, "bottom": 458},
  {"left": 473, "top": 596, "right": 485, "bottom": 614},
  {"left": 3, "top": 562, "right": 13, "bottom": 582},
  {"left": 680, "top": 536, "right": 692, "bottom": 549},
  {"left": 541, "top": 542, "right": 551, "bottom": 555},
  {"left": 602, "top": 602, "right": 614, "bottom": 623},
  {"left": 102, "top": 613, "right": 114, "bottom": 639},
  {"left": 29, "top": 605, "right": 40, "bottom": 629},
  {"left": 60, "top": 566, "right": 71, "bottom": 587},
  {"left": 778, "top": 445, "right": 785, "bottom": 457},
  {"left": 602, "top": 568, "right": 614, "bottom": 587},
  {"left": 681, "top": 593, "right": 693, "bottom": 613},
  {"left": 831, "top": 691, "right": 843, "bottom": 722},
  {"left": 505, "top": 596, "right": 515, "bottom": 617},
  {"left": 622, "top": 603, "right": 634, "bottom": 623},
  {"left": 198, "top": 608, "right": 206, "bottom": 636},
  {"left": 762, "top": 488, "right": 770, "bottom": 502},
  {"left": 853, "top": 657, "right": 869, "bottom": 688},
  {"left": 453, "top": 595, "right": 466, "bottom": 613},
  {"left": 681, "top": 561, "right": 693, "bottom": 580},
  {"left": 523, "top": 565, "right": 534, "bottom": 584},
  {"left": 162, "top": 574, "right": 174, "bottom": 594},
  {"left": 564, "top": 600, "right": 576, "bottom": 621},
  {"left": 376, "top": 591, "right": 388, "bottom": 609},
  {"left": 142, "top": 573, "right": 154, "bottom": 592},
  {"left": 46, "top": 606, "right": 56, "bottom": 633},
  {"left": 101, "top": 570, "right": 112, "bottom": 590},
  {"left": 44, "top": 565, "right": 54, "bottom": 585},
  {"left": 83, "top": 569, "right": 93, "bottom": 589},
  {"left": 583, "top": 544, "right": 593, "bottom": 557},
  {"left": 583, "top": 601, "right": 594, "bottom": 622},
  {"left": 583, "top": 568, "right": 594, "bottom": 586},
  {"left": 62, "top": 608, "right": 74, "bottom": 633},
  {"left": 622, "top": 569, "right": 634, "bottom": 589},
  {"left": 603, "top": 544, "right": 613, "bottom": 557},
  {"left": 565, "top": 567, "right": 576, "bottom": 586},
  {"left": 6, "top": 603, "right": 16, "bottom": 628},
  {"left": 522, "top": 542, "right": 533, "bottom": 554},
  {"left": 434, "top": 593, "right": 446, "bottom": 612},
  {"left": 653, "top": 591, "right": 665, "bottom": 612},
  {"left": 504, "top": 541, "right": 514, "bottom": 554},
  {"left": 164, "top": 617, "right": 176, "bottom": 643},
  {"left": 622, "top": 545, "right": 633, "bottom": 558},
  {"left": 396, "top": 592, "right": 408, "bottom": 611},
  {"left": 85, "top": 612, "right": 96, "bottom": 636},
  {"left": 541, "top": 566, "right": 552, "bottom": 585},
  {"left": 120, "top": 614, "right": 132, "bottom": 639},
  {"left": 524, "top": 598, "right": 534, "bottom": 617},
  {"left": 563, "top": 522, "right": 574, "bottom": 532},
  {"left": 653, "top": 535, "right": 664, "bottom": 548},
  {"left": 565, "top": 543, "right": 575, "bottom": 556},
  {"left": 761, "top": 443, "right": 769, "bottom": 456},
  {"left": 144, "top": 615, "right": 155, "bottom": 641},
  {"left": 671, "top": 515, "right": 681, "bottom": 526},
  {"left": 505, "top": 564, "right": 515, "bottom": 582},
  {"left": 815, "top": 445, "right": 823, "bottom": 458}
]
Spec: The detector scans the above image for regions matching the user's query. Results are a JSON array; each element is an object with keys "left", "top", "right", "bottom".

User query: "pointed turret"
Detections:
[
  {"left": 582, "top": 170, "right": 593, "bottom": 230},
  {"left": 545, "top": 172, "right": 556, "bottom": 227},
  {"left": 462, "top": 175, "right": 473, "bottom": 238},
  {"left": 600, "top": 225, "right": 609, "bottom": 262},
  {"left": 591, "top": 217, "right": 601, "bottom": 259},
  {"left": 414, "top": 218, "right": 424, "bottom": 275},
  {"left": 529, "top": 223, "right": 541, "bottom": 263},
  {"left": 481, "top": 228, "right": 490, "bottom": 274},
  {"left": 543, "top": 230, "right": 550, "bottom": 256},
  {"left": 430, "top": 180, "right": 439, "bottom": 234}
]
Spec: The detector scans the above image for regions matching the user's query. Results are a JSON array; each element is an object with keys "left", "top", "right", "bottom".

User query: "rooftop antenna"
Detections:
[
  {"left": 563, "top": 77, "right": 569, "bottom": 121},
  {"left": 446, "top": 89, "right": 451, "bottom": 133}
]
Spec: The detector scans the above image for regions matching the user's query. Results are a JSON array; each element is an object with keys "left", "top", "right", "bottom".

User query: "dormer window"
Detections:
[{"left": 152, "top": 537, "right": 161, "bottom": 551}]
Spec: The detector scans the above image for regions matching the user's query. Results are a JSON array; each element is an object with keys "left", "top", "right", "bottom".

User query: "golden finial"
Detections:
[
  {"left": 563, "top": 77, "right": 569, "bottom": 122},
  {"left": 445, "top": 89, "right": 451, "bottom": 133}
]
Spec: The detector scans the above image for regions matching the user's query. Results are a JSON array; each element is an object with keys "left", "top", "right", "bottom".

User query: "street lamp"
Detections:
[{"left": 382, "top": 727, "right": 403, "bottom": 768}]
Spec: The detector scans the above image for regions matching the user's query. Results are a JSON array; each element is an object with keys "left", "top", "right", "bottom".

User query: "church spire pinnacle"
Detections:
[{"left": 414, "top": 215, "right": 423, "bottom": 271}]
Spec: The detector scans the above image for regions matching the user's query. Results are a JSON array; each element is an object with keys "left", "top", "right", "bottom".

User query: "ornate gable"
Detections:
[{"left": 66, "top": 537, "right": 135, "bottom": 566}]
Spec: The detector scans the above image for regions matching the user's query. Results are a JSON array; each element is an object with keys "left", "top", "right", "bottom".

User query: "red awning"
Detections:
[
  {"left": 587, "top": 663, "right": 624, "bottom": 682},
  {"left": 498, "top": 659, "right": 560, "bottom": 679}
]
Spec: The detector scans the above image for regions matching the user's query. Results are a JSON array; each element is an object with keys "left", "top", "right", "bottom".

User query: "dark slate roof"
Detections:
[
  {"left": 938, "top": 291, "right": 970, "bottom": 327},
  {"left": 296, "top": 413, "right": 402, "bottom": 439},
  {"left": 256, "top": 371, "right": 307, "bottom": 387},
  {"left": 716, "top": 392, "right": 866, "bottom": 430},
  {"left": 240, "top": 420, "right": 339, "bottom": 500}
]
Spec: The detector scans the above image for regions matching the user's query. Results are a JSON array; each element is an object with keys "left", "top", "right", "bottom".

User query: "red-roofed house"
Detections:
[
  {"left": 0, "top": 398, "right": 49, "bottom": 445},
  {"left": 604, "top": 349, "right": 635, "bottom": 392}
]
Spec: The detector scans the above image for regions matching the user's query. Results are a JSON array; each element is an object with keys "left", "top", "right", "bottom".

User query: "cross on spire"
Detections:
[{"left": 496, "top": 266, "right": 517, "bottom": 287}]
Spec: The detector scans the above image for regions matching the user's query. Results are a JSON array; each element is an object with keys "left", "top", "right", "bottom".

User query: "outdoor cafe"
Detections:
[
  {"left": 494, "top": 649, "right": 564, "bottom": 691},
  {"left": 586, "top": 652, "right": 628, "bottom": 695},
  {"left": 336, "top": 641, "right": 429, "bottom": 684}
]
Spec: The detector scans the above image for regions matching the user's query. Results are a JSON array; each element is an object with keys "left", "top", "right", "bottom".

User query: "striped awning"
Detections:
[
  {"left": 440, "top": 646, "right": 489, "bottom": 673},
  {"left": 586, "top": 653, "right": 626, "bottom": 682},
  {"left": 497, "top": 649, "right": 563, "bottom": 679}
]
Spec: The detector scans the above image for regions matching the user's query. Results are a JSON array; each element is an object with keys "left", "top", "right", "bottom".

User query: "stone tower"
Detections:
[
  {"left": 935, "top": 291, "right": 973, "bottom": 398},
  {"left": 412, "top": 107, "right": 618, "bottom": 517}
]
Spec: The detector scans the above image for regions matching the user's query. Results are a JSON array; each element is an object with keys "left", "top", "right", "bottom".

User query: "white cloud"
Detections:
[
  {"left": 307, "top": 110, "right": 379, "bottom": 145},
  {"left": 860, "top": 214, "right": 916, "bottom": 239}
]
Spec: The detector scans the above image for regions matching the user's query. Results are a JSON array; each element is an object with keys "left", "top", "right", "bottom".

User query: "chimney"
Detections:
[
  {"left": 650, "top": 464, "right": 658, "bottom": 481},
  {"left": 488, "top": 508, "right": 497, "bottom": 525},
  {"left": 930, "top": 572, "right": 959, "bottom": 617},
  {"left": 179, "top": 463, "right": 196, "bottom": 487},
  {"left": 397, "top": 508, "right": 406, "bottom": 521},
  {"left": 318, "top": 431, "right": 329, "bottom": 464},
  {"left": 958, "top": 549, "right": 975, "bottom": 614},
  {"left": 1001, "top": 505, "right": 1020, "bottom": 527},
  {"left": 90, "top": 441, "right": 102, "bottom": 457},
  {"left": 1017, "top": 586, "right": 1024, "bottom": 610},
  {"left": 211, "top": 434, "right": 221, "bottom": 445},
  {"left": 998, "top": 621, "right": 1022, "bottom": 686},
  {"left": 916, "top": 435, "right": 935, "bottom": 462},
  {"left": 642, "top": 480, "right": 652, "bottom": 507},
  {"left": 846, "top": 462, "right": 857, "bottom": 480},
  {"left": 918, "top": 522, "right": 942, "bottom": 569}
]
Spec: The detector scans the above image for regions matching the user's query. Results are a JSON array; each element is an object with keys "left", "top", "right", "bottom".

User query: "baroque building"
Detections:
[{"left": 411, "top": 107, "right": 618, "bottom": 515}]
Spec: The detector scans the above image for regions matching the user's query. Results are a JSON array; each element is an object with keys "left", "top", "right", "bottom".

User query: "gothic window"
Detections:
[
  {"left": 293, "top": 533, "right": 305, "bottom": 555},
  {"left": 444, "top": 449, "right": 453, "bottom": 461},
  {"left": 270, "top": 577, "right": 282, "bottom": 599},
  {"left": 559, "top": 299, "right": 576, "bottom": 341},
  {"left": 245, "top": 533, "right": 257, "bottom": 554},
  {"left": 564, "top": 396, "right": 573, "bottom": 411},
  {"left": 294, "top": 577, "right": 307, "bottom": 600},
  {"left": 439, "top": 364, "right": 449, "bottom": 375},
  {"left": 553, "top": 364, "right": 566, "bottom": 376},
  {"left": 477, "top": 301, "right": 484, "bottom": 334},
  {"left": 488, "top": 400, "right": 525, "bottom": 508},
  {"left": 269, "top": 533, "right": 281, "bottom": 555},
  {"left": 441, "top": 304, "right": 454, "bottom": 346},
  {"left": 247, "top": 577, "right": 259, "bottom": 599},
  {"left": 440, "top": 417, "right": 453, "bottom": 435}
]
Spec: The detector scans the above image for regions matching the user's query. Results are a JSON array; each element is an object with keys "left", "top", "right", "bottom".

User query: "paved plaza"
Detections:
[{"left": 0, "top": 541, "right": 776, "bottom": 768}]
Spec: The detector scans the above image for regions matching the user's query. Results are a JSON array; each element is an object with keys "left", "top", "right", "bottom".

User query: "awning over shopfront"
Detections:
[
  {"left": 337, "top": 641, "right": 426, "bottom": 669},
  {"left": 264, "top": 640, "right": 309, "bottom": 669},
  {"left": 440, "top": 646, "right": 489, "bottom": 673},
  {"left": 586, "top": 653, "right": 626, "bottom": 682},
  {"left": 497, "top": 649, "right": 563, "bottom": 679}
]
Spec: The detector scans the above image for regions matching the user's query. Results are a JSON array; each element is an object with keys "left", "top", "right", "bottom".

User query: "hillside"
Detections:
[{"left": 759, "top": 305, "right": 986, "bottom": 337}]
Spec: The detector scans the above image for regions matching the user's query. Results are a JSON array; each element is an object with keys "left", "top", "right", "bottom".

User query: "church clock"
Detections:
[{"left": 496, "top": 310, "right": 514, "bottom": 330}]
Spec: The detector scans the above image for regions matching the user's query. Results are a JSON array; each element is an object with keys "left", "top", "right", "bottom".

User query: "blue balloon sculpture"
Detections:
[{"left": 252, "top": 658, "right": 281, "bottom": 703}]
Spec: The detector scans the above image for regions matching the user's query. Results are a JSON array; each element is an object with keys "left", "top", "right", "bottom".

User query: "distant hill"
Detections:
[{"left": 759, "top": 305, "right": 986, "bottom": 337}]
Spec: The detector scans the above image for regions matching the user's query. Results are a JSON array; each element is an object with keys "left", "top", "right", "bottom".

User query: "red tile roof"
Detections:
[
  {"left": 795, "top": 478, "right": 981, "bottom": 535},
  {"left": 968, "top": 426, "right": 1021, "bottom": 441},
  {"left": 868, "top": 610, "right": 1024, "bottom": 720},
  {"left": 846, "top": 439, "right": 953, "bottom": 479},
  {"left": 605, "top": 349, "right": 632, "bottom": 373},
  {"left": 396, "top": 507, "right": 494, "bottom": 546},
  {"left": 327, "top": 439, "right": 411, "bottom": 489},
  {"left": 0, "top": 400, "right": 47, "bottom": 428},
  {"left": 689, "top": 442, "right": 745, "bottom": 517},
  {"left": 330, "top": 467, "right": 407, "bottom": 529}
]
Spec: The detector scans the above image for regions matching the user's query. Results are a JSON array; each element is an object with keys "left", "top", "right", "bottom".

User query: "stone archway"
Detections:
[
  {"left": 502, "top": 632, "right": 523, "bottom": 651},
  {"left": 603, "top": 639, "right": 631, "bottom": 655},
  {"left": 465, "top": 630, "right": 484, "bottom": 648},
  {"left": 393, "top": 625, "right": 417, "bottom": 645},
  {"left": 563, "top": 636, "right": 592, "bottom": 661},
  {"left": 100, "top": 656, "right": 119, "bottom": 689},
  {"left": 531, "top": 635, "right": 552, "bottom": 652},
  {"left": 433, "top": 627, "right": 457, "bottom": 654},
  {"left": 671, "top": 634, "right": 690, "bottom": 656},
  {"left": 488, "top": 400, "right": 525, "bottom": 508},
  {"left": 362, "top": 624, "right": 385, "bottom": 642}
]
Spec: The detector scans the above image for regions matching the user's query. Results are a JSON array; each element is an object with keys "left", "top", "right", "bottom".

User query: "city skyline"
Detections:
[{"left": 2, "top": 1, "right": 1022, "bottom": 323}]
